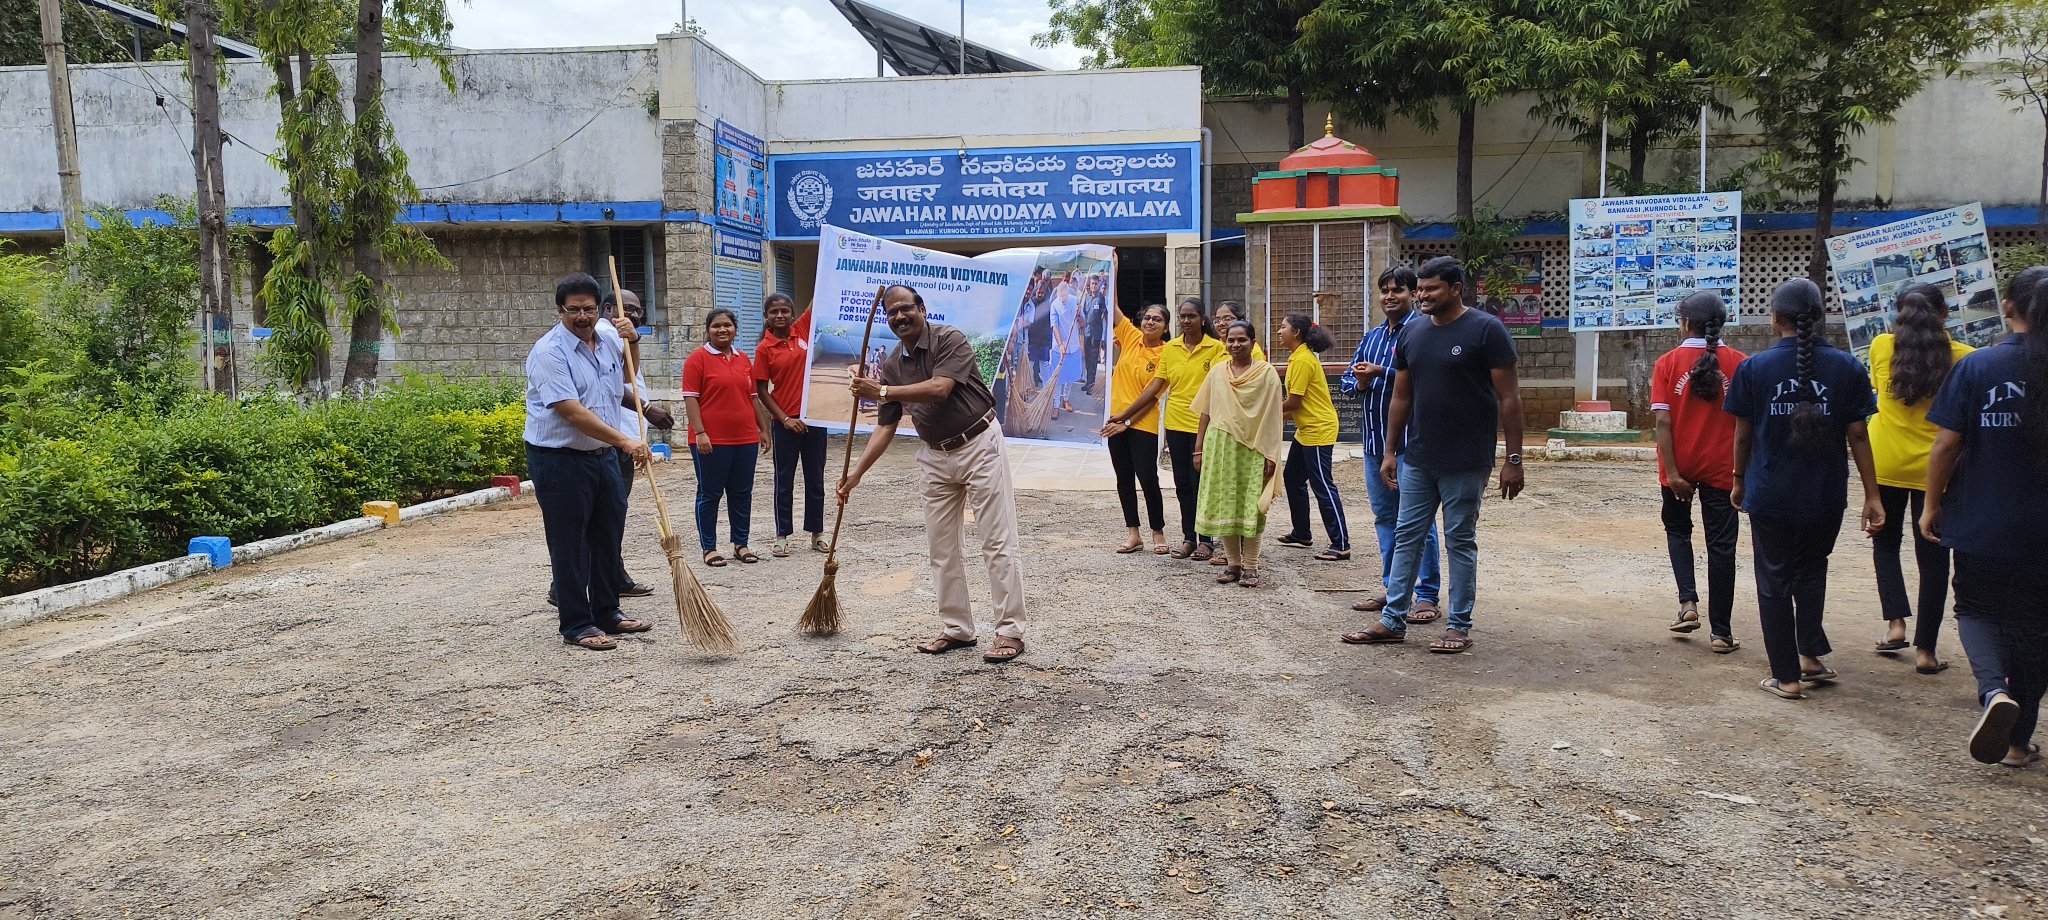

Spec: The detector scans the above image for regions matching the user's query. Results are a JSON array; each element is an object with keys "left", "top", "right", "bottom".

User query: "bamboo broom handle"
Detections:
[
  {"left": 610, "top": 256, "right": 674, "bottom": 544},
  {"left": 822, "top": 286, "right": 888, "bottom": 568}
]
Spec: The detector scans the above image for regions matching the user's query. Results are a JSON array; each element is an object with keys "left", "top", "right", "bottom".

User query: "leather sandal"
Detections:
[
  {"left": 1405, "top": 600, "right": 1442, "bottom": 625},
  {"left": 1352, "top": 593, "right": 1388, "bottom": 612},
  {"left": 1341, "top": 623, "right": 1405, "bottom": 645},
  {"left": 603, "top": 618, "right": 653, "bottom": 634},
  {"left": 563, "top": 627, "right": 617, "bottom": 651},
  {"left": 917, "top": 633, "right": 979, "bottom": 655},
  {"left": 983, "top": 635, "right": 1025, "bottom": 663}
]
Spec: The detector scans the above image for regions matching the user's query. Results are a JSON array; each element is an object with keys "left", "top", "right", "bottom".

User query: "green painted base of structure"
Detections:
[{"left": 1547, "top": 427, "right": 1649, "bottom": 444}]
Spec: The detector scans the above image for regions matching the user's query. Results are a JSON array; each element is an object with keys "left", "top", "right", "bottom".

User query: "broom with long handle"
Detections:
[
  {"left": 610, "top": 256, "right": 738, "bottom": 653},
  {"left": 799, "top": 285, "right": 888, "bottom": 636}
]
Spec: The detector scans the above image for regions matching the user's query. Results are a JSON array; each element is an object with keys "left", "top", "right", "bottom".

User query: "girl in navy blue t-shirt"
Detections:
[
  {"left": 1725, "top": 279, "right": 1885, "bottom": 700},
  {"left": 1924, "top": 265, "right": 2048, "bottom": 767}
]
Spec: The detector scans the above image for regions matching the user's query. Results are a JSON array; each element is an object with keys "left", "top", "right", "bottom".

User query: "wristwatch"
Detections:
[
  {"left": 1505, "top": 453, "right": 1523, "bottom": 466},
  {"left": 879, "top": 385, "right": 890, "bottom": 402}
]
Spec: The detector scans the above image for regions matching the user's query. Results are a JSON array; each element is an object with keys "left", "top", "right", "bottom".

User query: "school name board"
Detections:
[
  {"left": 1824, "top": 203, "right": 2003, "bottom": 359},
  {"left": 1568, "top": 192, "right": 1743, "bottom": 332},
  {"left": 769, "top": 142, "right": 1201, "bottom": 240}
]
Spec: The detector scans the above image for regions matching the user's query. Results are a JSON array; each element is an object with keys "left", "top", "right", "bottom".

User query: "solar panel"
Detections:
[{"left": 827, "top": 0, "right": 1047, "bottom": 76}]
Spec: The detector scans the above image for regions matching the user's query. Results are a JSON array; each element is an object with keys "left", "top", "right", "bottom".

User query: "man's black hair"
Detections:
[
  {"left": 1415, "top": 256, "right": 1465, "bottom": 287},
  {"left": 884, "top": 283, "right": 925, "bottom": 305},
  {"left": 1377, "top": 265, "right": 1419, "bottom": 291},
  {"left": 555, "top": 272, "right": 602, "bottom": 307}
]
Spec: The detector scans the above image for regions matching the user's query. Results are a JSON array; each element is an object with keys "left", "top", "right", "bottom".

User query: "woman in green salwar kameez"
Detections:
[{"left": 1193, "top": 321, "right": 1287, "bottom": 587}]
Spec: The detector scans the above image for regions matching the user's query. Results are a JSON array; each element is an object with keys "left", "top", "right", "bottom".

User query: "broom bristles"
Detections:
[
  {"left": 798, "top": 560, "right": 843, "bottom": 636},
  {"left": 662, "top": 534, "right": 739, "bottom": 653}
]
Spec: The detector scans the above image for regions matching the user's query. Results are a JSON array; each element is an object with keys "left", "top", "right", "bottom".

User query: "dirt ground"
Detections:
[{"left": 3, "top": 445, "right": 2044, "bottom": 920}]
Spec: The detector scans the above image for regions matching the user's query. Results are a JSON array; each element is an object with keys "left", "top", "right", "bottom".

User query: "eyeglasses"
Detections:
[{"left": 560, "top": 305, "right": 601, "bottom": 316}]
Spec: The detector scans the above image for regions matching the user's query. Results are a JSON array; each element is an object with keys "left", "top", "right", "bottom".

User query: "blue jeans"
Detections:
[
  {"left": 526, "top": 444, "right": 627, "bottom": 638},
  {"left": 1380, "top": 464, "right": 1487, "bottom": 634},
  {"left": 1364, "top": 451, "right": 1440, "bottom": 605},
  {"left": 691, "top": 443, "right": 758, "bottom": 553}
]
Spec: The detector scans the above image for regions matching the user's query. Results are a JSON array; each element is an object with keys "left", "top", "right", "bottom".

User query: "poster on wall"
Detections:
[
  {"left": 1568, "top": 192, "right": 1743, "bottom": 332},
  {"left": 1825, "top": 202, "right": 2002, "bottom": 358},
  {"left": 801, "top": 224, "right": 1116, "bottom": 449},
  {"left": 713, "top": 230, "right": 766, "bottom": 352},
  {"left": 714, "top": 121, "right": 767, "bottom": 234},
  {"left": 1480, "top": 253, "right": 1544, "bottom": 339},
  {"left": 770, "top": 142, "right": 1200, "bottom": 239}
]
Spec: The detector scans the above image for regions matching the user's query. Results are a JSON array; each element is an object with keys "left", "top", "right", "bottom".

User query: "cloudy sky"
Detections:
[{"left": 448, "top": 0, "right": 1085, "bottom": 79}]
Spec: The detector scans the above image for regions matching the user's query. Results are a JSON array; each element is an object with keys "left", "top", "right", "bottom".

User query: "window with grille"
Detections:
[
  {"left": 1115, "top": 247, "right": 1166, "bottom": 318},
  {"left": 585, "top": 227, "right": 660, "bottom": 322}
]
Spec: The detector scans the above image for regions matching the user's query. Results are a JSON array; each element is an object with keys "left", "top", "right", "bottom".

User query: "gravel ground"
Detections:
[{"left": 2, "top": 443, "right": 2044, "bottom": 920}]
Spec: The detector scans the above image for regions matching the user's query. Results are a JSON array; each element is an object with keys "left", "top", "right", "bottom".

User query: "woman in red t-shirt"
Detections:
[
  {"left": 1651, "top": 292, "right": 1748, "bottom": 651},
  {"left": 682, "top": 308, "right": 772, "bottom": 566}
]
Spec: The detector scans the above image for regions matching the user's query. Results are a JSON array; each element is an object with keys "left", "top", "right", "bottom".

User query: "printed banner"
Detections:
[
  {"left": 801, "top": 225, "right": 1116, "bottom": 449},
  {"left": 1825, "top": 203, "right": 2003, "bottom": 358},
  {"left": 1568, "top": 192, "right": 1743, "bottom": 331},
  {"left": 713, "top": 230, "right": 766, "bottom": 352},
  {"left": 770, "top": 142, "right": 1200, "bottom": 240},
  {"left": 714, "top": 121, "right": 767, "bottom": 234},
  {"left": 1480, "top": 252, "right": 1545, "bottom": 339}
]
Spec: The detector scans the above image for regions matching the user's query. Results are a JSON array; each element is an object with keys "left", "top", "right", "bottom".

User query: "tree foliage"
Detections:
[
  {"left": 1710, "top": 0, "right": 1995, "bottom": 283},
  {"left": 1530, "top": 0, "right": 1722, "bottom": 192},
  {"left": 1987, "top": 0, "right": 2048, "bottom": 234},
  {"left": 1037, "top": 0, "right": 1188, "bottom": 68},
  {"left": 0, "top": 0, "right": 130, "bottom": 65}
]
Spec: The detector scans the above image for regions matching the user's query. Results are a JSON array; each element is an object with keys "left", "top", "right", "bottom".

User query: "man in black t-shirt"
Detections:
[{"left": 1342, "top": 257, "right": 1525, "bottom": 655}]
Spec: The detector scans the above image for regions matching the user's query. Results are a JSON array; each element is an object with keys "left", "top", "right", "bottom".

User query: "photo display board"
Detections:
[
  {"left": 1568, "top": 192, "right": 1743, "bottom": 331},
  {"left": 1824, "top": 203, "right": 2003, "bottom": 359}
]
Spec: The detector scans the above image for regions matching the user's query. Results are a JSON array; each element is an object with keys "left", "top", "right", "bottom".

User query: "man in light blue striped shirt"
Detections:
[
  {"left": 1340, "top": 265, "right": 1442, "bottom": 622},
  {"left": 525, "top": 272, "right": 656, "bottom": 652}
]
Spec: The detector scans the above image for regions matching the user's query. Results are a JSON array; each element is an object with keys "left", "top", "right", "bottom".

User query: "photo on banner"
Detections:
[
  {"left": 1567, "top": 192, "right": 1743, "bottom": 332},
  {"left": 1478, "top": 252, "right": 1544, "bottom": 338},
  {"left": 800, "top": 225, "right": 1116, "bottom": 450},
  {"left": 713, "top": 121, "right": 766, "bottom": 234},
  {"left": 1824, "top": 203, "right": 2002, "bottom": 359}
]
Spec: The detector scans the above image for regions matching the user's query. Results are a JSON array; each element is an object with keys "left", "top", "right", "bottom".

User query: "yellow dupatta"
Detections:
[{"left": 1191, "top": 358, "right": 1287, "bottom": 512}]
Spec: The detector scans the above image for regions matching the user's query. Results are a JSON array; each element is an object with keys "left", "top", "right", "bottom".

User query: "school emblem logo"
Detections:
[
  {"left": 1451, "top": 345, "right": 1464, "bottom": 356},
  {"left": 1583, "top": 201, "right": 1599, "bottom": 217},
  {"left": 1961, "top": 208, "right": 1982, "bottom": 226},
  {"left": 788, "top": 170, "right": 834, "bottom": 229},
  {"left": 1829, "top": 238, "right": 1849, "bottom": 258},
  {"left": 1711, "top": 195, "right": 1731, "bottom": 212}
]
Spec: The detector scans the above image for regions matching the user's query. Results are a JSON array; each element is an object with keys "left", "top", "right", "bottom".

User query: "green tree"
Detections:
[
  {"left": 1711, "top": 0, "right": 1995, "bottom": 285},
  {"left": 0, "top": 0, "right": 128, "bottom": 65},
  {"left": 57, "top": 204, "right": 200, "bottom": 406},
  {"left": 1988, "top": 0, "right": 2048, "bottom": 236},
  {"left": 1533, "top": 0, "right": 1721, "bottom": 193},
  {"left": 1040, "top": 0, "right": 1325, "bottom": 149}
]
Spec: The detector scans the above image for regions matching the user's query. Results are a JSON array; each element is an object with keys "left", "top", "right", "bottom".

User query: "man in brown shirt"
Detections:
[{"left": 840, "top": 284, "right": 1028, "bottom": 663}]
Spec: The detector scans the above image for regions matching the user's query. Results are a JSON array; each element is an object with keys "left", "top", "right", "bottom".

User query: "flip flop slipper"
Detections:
[
  {"left": 1917, "top": 661, "right": 1951, "bottom": 675},
  {"left": 983, "top": 636, "right": 1025, "bottom": 663},
  {"left": 1276, "top": 534, "right": 1313, "bottom": 548},
  {"left": 1873, "top": 639, "right": 1910, "bottom": 653},
  {"left": 1190, "top": 544, "right": 1214, "bottom": 562},
  {"left": 917, "top": 634, "right": 979, "bottom": 655},
  {"left": 1758, "top": 678, "right": 1806, "bottom": 700},
  {"left": 602, "top": 618, "right": 654, "bottom": 634},
  {"left": 1340, "top": 626, "right": 1406, "bottom": 645},
  {"left": 1800, "top": 667, "right": 1839, "bottom": 685},
  {"left": 2001, "top": 744, "right": 2043, "bottom": 768},
  {"left": 1115, "top": 541, "right": 1146, "bottom": 554},
  {"left": 1352, "top": 595, "right": 1389, "bottom": 612},
  {"left": 1404, "top": 602, "right": 1442, "bottom": 625},
  {"left": 563, "top": 628, "right": 617, "bottom": 651},
  {"left": 1209, "top": 553, "right": 1230, "bottom": 566},
  {"left": 1427, "top": 632, "right": 1473, "bottom": 654},
  {"left": 1153, "top": 543, "right": 1170, "bottom": 555},
  {"left": 1170, "top": 542, "right": 1195, "bottom": 560},
  {"left": 812, "top": 537, "right": 833, "bottom": 554},
  {"left": 1971, "top": 696, "right": 2022, "bottom": 764},
  {"left": 771, "top": 539, "right": 791, "bottom": 558},
  {"left": 1711, "top": 637, "right": 1741, "bottom": 654}
]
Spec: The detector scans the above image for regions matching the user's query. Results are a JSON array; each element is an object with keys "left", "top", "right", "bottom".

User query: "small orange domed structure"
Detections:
[{"left": 1246, "top": 115, "right": 1403, "bottom": 216}]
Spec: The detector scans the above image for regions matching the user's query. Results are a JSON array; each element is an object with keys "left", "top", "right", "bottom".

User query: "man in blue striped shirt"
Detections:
[
  {"left": 525, "top": 272, "right": 656, "bottom": 651},
  {"left": 1340, "top": 265, "right": 1442, "bottom": 623}
]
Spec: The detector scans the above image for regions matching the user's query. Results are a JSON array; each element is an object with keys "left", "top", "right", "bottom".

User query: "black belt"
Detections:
[
  {"left": 928, "top": 412, "right": 995, "bottom": 452},
  {"left": 526, "top": 442, "right": 614, "bottom": 457}
]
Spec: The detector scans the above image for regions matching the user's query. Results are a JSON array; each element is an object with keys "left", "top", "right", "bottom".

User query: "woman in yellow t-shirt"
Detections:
[
  {"left": 1272, "top": 314, "right": 1351, "bottom": 560},
  {"left": 1098, "top": 303, "right": 1172, "bottom": 555},
  {"left": 1112, "top": 297, "right": 1222, "bottom": 561},
  {"left": 1867, "top": 283, "right": 1974, "bottom": 671}
]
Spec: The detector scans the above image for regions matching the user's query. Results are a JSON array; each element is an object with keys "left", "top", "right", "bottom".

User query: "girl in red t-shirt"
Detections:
[
  {"left": 682, "top": 308, "right": 772, "bottom": 566},
  {"left": 1650, "top": 292, "right": 1748, "bottom": 651}
]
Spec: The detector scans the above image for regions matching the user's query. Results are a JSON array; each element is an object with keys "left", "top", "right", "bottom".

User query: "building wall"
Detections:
[{"left": 0, "top": 47, "right": 661, "bottom": 216}]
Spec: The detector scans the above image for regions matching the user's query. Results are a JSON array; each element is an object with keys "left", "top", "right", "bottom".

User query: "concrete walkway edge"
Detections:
[{"left": 0, "top": 479, "right": 536, "bottom": 630}]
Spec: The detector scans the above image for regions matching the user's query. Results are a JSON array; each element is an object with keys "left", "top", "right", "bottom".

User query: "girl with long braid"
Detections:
[
  {"left": 1923, "top": 266, "right": 2048, "bottom": 767},
  {"left": 1866, "top": 283, "right": 1972, "bottom": 671},
  {"left": 1725, "top": 279, "right": 1885, "bottom": 700},
  {"left": 1650, "top": 292, "right": 1747, "bottom": 651}
]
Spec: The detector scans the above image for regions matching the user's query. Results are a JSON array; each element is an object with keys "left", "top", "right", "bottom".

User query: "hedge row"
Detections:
[{"left": 0, "top": 378, "right": 527, "bottom": 594}]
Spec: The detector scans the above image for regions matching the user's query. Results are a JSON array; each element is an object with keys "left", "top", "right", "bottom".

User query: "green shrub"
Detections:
[{"left": 0, "top": 376, "right": 527, "bottom": 594}]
